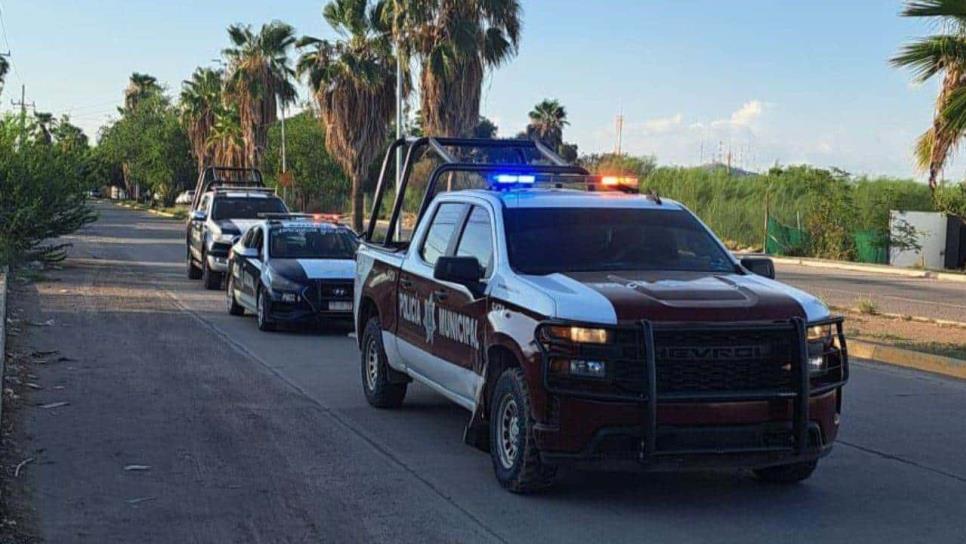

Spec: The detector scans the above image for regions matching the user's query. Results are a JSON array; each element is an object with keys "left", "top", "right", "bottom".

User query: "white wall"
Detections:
[{"left": 889, "top": 211, "right": 947, "bottom": 269}]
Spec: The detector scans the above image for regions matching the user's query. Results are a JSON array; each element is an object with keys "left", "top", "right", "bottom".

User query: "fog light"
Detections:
[
  {"left": 281, "top": 293, "right": 297, "bottom": 303},
  {"left": 808, "top": 355, "right": 826, "bottom": 374},
  {"left": 569, "top": 360, "right": 607, "bottom": 378}
]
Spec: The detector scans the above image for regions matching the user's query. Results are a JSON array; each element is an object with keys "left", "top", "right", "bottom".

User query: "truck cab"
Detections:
[{"left": 354, "top": 137, "right": 848, "bottom": 493}]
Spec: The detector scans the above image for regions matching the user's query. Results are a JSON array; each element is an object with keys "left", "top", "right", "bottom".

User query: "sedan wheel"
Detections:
[{"left": 256, "top": 289, "right": 275, "bottom": 332}]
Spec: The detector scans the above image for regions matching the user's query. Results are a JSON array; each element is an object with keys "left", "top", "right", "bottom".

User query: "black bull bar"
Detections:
[{"left": 535, "top": 317, "right": 849, "bottom": 462}]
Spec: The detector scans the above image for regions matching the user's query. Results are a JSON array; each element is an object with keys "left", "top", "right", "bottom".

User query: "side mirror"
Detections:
[
  {"left": 237, "top": 247, "right": 259, "bottom": 260},
  {"left": 190, "top": 210, "right": 207, "bottom": 222},
  {"left": 434, "top": 256, "right": 483, "bottom": 285},
  {"left": 741, "top": 256, "right": 775, "bottom": 279}
]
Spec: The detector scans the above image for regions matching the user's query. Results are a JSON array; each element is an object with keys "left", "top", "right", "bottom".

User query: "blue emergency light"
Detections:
[{"left": 492, "top": 174, "right": 536, "bottom": 185}]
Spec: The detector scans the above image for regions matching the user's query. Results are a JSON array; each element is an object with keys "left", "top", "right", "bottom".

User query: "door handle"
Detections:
[
  {"left": 400, "top": 279, "right": 414, "bottom": 289},
  {"left": 432, "top": 290, "right": 449, "bottom": 301}
]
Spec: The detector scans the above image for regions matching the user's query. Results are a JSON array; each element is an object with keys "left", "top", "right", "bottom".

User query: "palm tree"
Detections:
[
  {"left": 206, "top": 106, "right": 246, "bottom": 169},
  {"left": 892, "top": 0, "right": 966, "bottom": 190},
  {"left": 222, "top": 21, "right": 298, "bottom": 169},
  {"left": 123, "top": 72, "right": 161, "bottom": 113},
  {"left": 389, "top": 0, "right": 521, "bottom": 137},
  {"left": 180, "top": 67, "right": 224, "bottom": 172},
  {"left": 298, "top": 0, "right": 404, "bottom": 232},
  {"left": 34, "top": 112, "right": 54, "bottom": 145},
  {"left": 527, "top": 98, "right": 568, "bottom": 151}
]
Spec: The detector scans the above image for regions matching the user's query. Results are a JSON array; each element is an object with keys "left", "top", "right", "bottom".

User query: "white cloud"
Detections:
[
  {"left": 712, "top": 100, "right": 764, "bottom": 128},
  {"left": 638, "top": 113, "right": 683, "bottom": 134}
]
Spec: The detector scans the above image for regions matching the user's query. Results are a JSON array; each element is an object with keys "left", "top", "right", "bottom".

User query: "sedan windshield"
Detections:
[
  {"left": 269, "top": 227, "right": 358, "bottom": 259},
  {"left": 211, "top": 197, "right": 286, "bottom": 221},
  {"left": 504, "top": 207, "right": 735, "bottom": 275}
]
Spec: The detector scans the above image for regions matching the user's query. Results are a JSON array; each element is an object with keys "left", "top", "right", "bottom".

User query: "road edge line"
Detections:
[{"left": 850, "top": 339, "right": 966, "bottom": 380}]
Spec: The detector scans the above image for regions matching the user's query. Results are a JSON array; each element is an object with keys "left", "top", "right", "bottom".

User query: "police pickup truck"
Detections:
[
  {"left": 354, "top": 138, "right": 848, "bottom": 493},
  {"left": 186, "top": 167, "right": 288, "bottom": 289}
]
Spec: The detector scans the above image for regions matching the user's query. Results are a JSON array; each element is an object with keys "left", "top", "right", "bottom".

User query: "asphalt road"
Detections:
[
  {"left": 775, "top": 263, "right": 966, "bottom": 322},
  {"left": 10, "top": 201, "right": 966, "bottom": 543}
]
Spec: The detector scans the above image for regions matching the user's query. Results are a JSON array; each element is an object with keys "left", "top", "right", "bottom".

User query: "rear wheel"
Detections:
[
  {"left": 753, "top": 460, "right": 818, "bottom": 484},
  {"left": 226, "top": 273, "right": 244, "bottom": 316},
  {"left": 489, "top": 368, "right": 557, "bottom": 493},
  {"left": 256, "top": 288, "right": 275, "bottom": 332},
  {"left": 361, "top": 317, "right": 407, "bottom": 408},
  {"left": 186, "top": 248, "right": 201, "bottom": 279}
]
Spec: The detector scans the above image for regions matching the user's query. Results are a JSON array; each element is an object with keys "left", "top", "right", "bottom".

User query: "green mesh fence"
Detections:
[
  {"left": 765, "top": 217, "right": 808, "bottom": 256},
  {"left": 853, "top": 230, "right": 888, "bottom": 264}
]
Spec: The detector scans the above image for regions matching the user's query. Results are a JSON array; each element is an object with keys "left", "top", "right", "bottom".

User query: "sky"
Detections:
[{"left": 0, "top": 0, "right": 947, "bottom": 179}]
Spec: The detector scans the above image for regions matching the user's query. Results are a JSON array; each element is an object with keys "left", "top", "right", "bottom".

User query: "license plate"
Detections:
[{"left": 328, "top": 301, "right": 352, "bottom": 312}]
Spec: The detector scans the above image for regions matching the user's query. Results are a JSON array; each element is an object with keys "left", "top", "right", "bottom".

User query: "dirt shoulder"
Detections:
[{"left": 839, "top": 308, "right": 966, "bottom": 361}]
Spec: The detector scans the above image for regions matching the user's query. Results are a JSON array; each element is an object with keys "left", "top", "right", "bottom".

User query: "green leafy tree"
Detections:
[
  {"left": 298, "top": 0, "right": 405, "bottom": 232},
  {"left": 0, "top": 113, "right": 96, "bottom": 264},
  {"left": 123, "top": 72, "right": 162, "bottom": 113},
  {"left": 223, "top": 21, "right": 298, "bottom": 169},
  {"left": 0, "top": 55, "right": 8, "bottom": 96},
  {"left": 472, "top": 115, "right": 497, "bottom": 138},
  {"left": 264, "top": 111, "right": 350, "bottom": 212},
  {"left": 33, "top": 111, "right": 54, "bottom": 145}
]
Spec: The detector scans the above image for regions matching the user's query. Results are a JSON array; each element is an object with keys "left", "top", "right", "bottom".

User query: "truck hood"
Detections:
[
  {"left": 518, "top": 270, "right": 829, "bottom": 324},
  {"left": 215, "top": 219, "right": 260, "bottom": 235}
]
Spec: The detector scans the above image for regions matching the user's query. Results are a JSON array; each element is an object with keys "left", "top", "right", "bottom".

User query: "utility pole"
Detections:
[
  {"left": 394, "top": 4, "right": 404, "bottom": 196},
  {"left": 11, "top": 84, "right": 35, "bottom": 147}
]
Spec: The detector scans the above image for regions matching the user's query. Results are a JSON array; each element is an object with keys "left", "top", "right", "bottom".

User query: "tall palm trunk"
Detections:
[
  {"left": 928, "top": 66, "right": 965, "bottom": 190},
  {"left": 420, "top": 55, "right": 483, "bottom": 137}
]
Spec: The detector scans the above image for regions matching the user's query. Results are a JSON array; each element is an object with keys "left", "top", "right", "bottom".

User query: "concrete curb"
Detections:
[
  {"left": 113, "top": 201, "right": 181, "bottom": 219},
  {"left": 851, "top": 339, "right": 966, "bottom": 380},
  {"left": 766, "top": 255, "right": 966, "bottom": 283},
  {"left": 0, "top": 266, "right": 7, "bottom": 425}
]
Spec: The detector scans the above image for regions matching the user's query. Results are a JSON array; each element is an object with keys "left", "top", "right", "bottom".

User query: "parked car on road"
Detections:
[
  {"left": 226, "top": 214, "right": 358, "bottom": 331},
  {"left": 355, "top": 137, "right": 849, "bottom": 493},
  {"left": 186, "top": 167, "right": 288, "bottom": 289},
  {"left": 174, "top": 190, "right": 195, "bottom": 206}
]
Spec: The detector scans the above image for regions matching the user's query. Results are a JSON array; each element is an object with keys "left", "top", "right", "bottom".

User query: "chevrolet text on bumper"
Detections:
[{"left": 355, "top": 137, "right": 849, "bottom": 493}]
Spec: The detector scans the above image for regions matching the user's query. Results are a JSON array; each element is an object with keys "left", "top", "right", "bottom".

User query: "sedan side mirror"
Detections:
[
  {"left": 190, "top": 210, "right": 207, "bottom": 222},
  {"left": 434, "top": 256, "right": 483, "bottom": 285},
  {"left": 741, "top": 256, "right": 775, "bottom": 279}
]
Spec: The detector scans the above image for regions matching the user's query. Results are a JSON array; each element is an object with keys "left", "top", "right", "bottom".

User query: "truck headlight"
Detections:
[
  {"left": 546, "top": 326, "right": 612, "bottom": 344},
  {"left": 806, "top": 324, "right": 835, "bottom": 375},
  {"left": 269, "top": 274, "right": 302, "bottom": 298}
]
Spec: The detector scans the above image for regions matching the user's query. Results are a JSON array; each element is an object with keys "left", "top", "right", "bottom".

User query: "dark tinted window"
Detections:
[
  {"left": 420, "top": 203, "right": 466, "bottom": 266},
  {"left": 456, "top": 207, "right": 494, "bottom": 276},
  {"left": 211, "top": 197, "right": 287, "bottom": 221},
  {"left": 269, "top": 227, "right": 358, "bottom": 259},
  {"left": 504, "top": 208, "right": 734, "bottom": 275}
]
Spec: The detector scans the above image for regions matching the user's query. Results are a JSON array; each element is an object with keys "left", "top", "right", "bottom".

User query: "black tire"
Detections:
[
  {"left": 202, "top": 252, "right": 222, "bottom": 290},
  {"left": 753, "top": 460, "right": 818, "bottom": 484},
  {"left": 361, "top": 317, "right": 407, "bottom": 408},
  {"left": 256, "top": 288, "right": 276, "bottom": 332},
  {"left": 186, "top": 248, "right": 202, "bottom": 280},
  {"left": 226, "top": 272, "right": 244, "bottom": 316},
  {"left": 489, "top": 368, "right": 557, "bottom": 493}
]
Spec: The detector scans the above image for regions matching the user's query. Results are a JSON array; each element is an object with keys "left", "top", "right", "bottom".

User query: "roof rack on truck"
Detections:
[
  {"left": 364, "top": 136, "right": 642, "bottom": 246},
  {"left": 190, "top": 166, "right": 266, "bottom": 210}
]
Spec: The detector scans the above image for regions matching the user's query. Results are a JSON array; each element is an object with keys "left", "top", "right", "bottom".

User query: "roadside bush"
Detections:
[{"left": 0, "top": 115, "right": 96, "bottom": 265}]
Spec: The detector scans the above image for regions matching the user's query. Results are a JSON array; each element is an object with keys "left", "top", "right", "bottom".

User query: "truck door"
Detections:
[
  {"left": 397, "top": 202, "right": 467, "bottom": 384},
  {"left": 428, "top": 205, "right": 493, "bottom": 401},
  {"left": 189, "top": 194, "right": 211, "bottom": 261}
]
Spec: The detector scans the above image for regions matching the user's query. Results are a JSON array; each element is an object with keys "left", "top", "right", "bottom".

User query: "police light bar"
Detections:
[
  {"left": 492, "top": 173, "right": 536, "bottom": 184},
  {"left": 600, "top": 176, "right": 638, "bottom": 188}
]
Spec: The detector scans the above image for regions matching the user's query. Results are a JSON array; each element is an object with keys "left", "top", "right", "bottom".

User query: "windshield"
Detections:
[
  {"left": 504, "top": 207, "right": 735, "bottom": 275},
  {"left": 211, "top": 197, "right": 286, "bottom": 221},
  {"left": 269, "top": 226, "right": 358, "bottom": 259}
]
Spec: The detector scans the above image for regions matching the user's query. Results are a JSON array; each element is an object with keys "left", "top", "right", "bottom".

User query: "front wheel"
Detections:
[
  {"left": 753, "top": 460, "right": 818, "bottom": 484},
  {"left": 361, "top": 316, "right": 407, "bottom": 408},
  {"left": 186, "top": 248, "right": 202, "bottom": 280},
  {"left": 256, "top": 288, "right": 276, "bottom": 332},
  {"left": 226, "top": 273, "right": 244, "bottom": 316},
  {"left": 202, "top": 252, "right": 222, "bottom": 290},
  {"left": 489, "top": 368, "right": 557, "bottom": 493}
]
